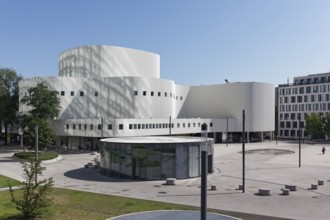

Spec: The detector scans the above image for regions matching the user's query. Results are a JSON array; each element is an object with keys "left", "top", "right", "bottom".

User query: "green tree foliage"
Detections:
[
  {"left": 305, "top": 113, "right": 325, "bottom": 139},
  {"left": 20, "top": 83, "right": 60, "bottom": 149},
  {"left": 323, "top": 113, "right": 330, "bottom": 138},
  {"left": 9, "top": 159, "right": 54, "bottom": 219},
  {"left": 23, "top": 118, "right": 56, "bottom": 149},
  {"left": 20, "top": 83, "right": 60, "bottom": 119},
  {"left": 0, "top": 68, "right": 22, "bottom": 145}
]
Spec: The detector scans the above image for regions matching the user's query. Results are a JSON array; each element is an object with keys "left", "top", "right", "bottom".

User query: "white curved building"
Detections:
[{"left": 19, "top": 45, "right": 275, "bottom": 149}]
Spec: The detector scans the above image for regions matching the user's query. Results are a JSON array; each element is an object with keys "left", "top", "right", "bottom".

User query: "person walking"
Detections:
[{"left": 322, "top": 146, "right": 326, "bottom": 154}]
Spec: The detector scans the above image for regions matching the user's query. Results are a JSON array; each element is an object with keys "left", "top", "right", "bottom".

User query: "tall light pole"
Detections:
[
  {"left": 242, "top": 110, "right": 246, "bottom": 193},
  {"left": 226, "top": 117, "right": 228, "bottom": 146},
  {"left": 201, "top": 123, "right": 208, "bottom": 220},
  {"left": 35, "top": 124, "right": 39, "bottom": 185},
  {"left": 299, "top": 116, "right": 301, "bottom": 168}
]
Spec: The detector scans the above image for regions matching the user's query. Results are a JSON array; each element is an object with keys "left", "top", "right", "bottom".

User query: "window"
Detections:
[
  {"left": 119, "top": 124, "right": 123, "bottom": 130},
  {"left": 95, "top": 91, "right": 98, "bottom": 96},
  {"left": 134, "top": 91, "right": 138, "bottom": 96},
  {"left": 304, "top": 95, "right": 308, "bottom": 102},
  {"left": 138, "top": 124, "right": 141, "bottom": 129},
  {"left": 129, "top": 124, "right": 132, "bottom": 129},
  {"left": 90, "top": 124, "right": 93, "bottom": 130},
  {"left": 180, "top": 96, "right": 183, "bottom": 100},
  {"left": 177, "top": 123, "right": 180, "bottom": 128},
  {"left": 210, "top": 122, "right": 213, "bottom": 127},
  {"left": 299, "top": 87, "right": 304, "bottom": 94},
  {"left": 66, "top": 124, "right": 69, "bottom": 129},
  {"left": 165, "top": 92, "right": 167, "bottom": 97},
  {"left": 158, "top": 92, "right": 161, "bottom": 96},
  {"left": 318, "top": 94, "right": 322, "bottom": 102},
  {"left": 151, "top": 91, "right": 154, "bottom": 96},
  {"left": 143, "top": 91, "right": 146, "bottom": 96},
  {"left": 306, "top": 86, "right": 311, "bottom": 93},
  {"left": 78, "top": 124, "right": 81, "bottom": 130},
  {"left": 71, "top": 91, "right": 75, "bottom": 96},
  {"left": 73, "top": 124, "right": 76, "bottom": 130},
  {"left": 134, "top": 124, "right": 137, "bottom": 129},
  {"left": 297, "top": 96, "right": 302, "bottom": 103},
  {"left": 61, "top": 91, "right": 65, "bottom": 96},
  {"left": 98, "top": 124, "right": 102, "bottom": 130},
  {"left": 84, "top": 124, "right": 87, "bottom": 130},
  {"left": 286, "top": 122, "right": 291, "bottom": 128},
  {"left": 291, "top": 96, "right": 296, "bottom": 103},
  {"left": 80, "top": 91, "right": 84, "bottom": 96},
  {"left": 293, "top": 121, "right": 297, "bottom": 128}
]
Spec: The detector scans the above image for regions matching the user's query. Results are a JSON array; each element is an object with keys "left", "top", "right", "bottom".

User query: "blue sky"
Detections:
[{"left": 1, "top": 0, "right": 330, "bottom": 86}]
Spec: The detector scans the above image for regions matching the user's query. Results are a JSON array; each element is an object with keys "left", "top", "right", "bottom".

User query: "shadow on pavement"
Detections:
[{"left": 63, "top": 168, "right": 145, "bottom": 183}]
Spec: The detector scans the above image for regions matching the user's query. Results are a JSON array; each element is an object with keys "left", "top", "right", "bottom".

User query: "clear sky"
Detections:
[{"left": 1, "top": 0, "right": 330, "bottom": 86}]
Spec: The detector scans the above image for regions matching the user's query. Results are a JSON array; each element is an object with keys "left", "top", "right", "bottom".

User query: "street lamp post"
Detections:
[
  {"left": 242, "top": 110, "right": 246, "bottom": 193},
  {"left": 201, "top": 123, "right": 208, "bottom": 220},
  {"left": 35, "top": 124, "right": 39, "bottom": 185},
  {"left": 299, "top": 117, "right": 301, "bottom": 168}
]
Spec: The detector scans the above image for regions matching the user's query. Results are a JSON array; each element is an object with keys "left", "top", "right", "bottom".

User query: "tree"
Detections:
[
  {"left": 20, "top": 83, "right": 61, "bottom": 149},
  {"left": 20, "top": 83, "right": 60, "bottom": 119},
  {"left": 324, "top": 113, "right": 330, "bottom": 138},
  {"left": 9, "top": 159, "right": 54, "bottom": 219},
  {"left": 23, "top": 118, "right": 56, "bottom": 149},
  {"left": 0, "top": 68, "right": 22, "bottom": 145},
  {"left": 305, "top": 113, "right": 325, "bottom": 139}
]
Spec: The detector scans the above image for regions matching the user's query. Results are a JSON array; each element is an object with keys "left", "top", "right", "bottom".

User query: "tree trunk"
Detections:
[{"left": 4, "top": 123, "right": 8, "bottom": 145}]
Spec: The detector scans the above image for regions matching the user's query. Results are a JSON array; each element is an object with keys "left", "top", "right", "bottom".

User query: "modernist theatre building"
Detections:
[
  {"left": 19, "top": 45, "right": 275, "bottom": 148},
  {"left": 19, "top": 45, "right": 274, "bottom": 179}
]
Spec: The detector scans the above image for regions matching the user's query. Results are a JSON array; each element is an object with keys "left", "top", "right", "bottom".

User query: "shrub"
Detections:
[{"left": 14, "top": 151, "right": 58, "bottom": 161}]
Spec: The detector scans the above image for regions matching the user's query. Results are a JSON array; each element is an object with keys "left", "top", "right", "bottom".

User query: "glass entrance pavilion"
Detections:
[{"left": 100, "top": 136, "right": 214, "bottom": 180}]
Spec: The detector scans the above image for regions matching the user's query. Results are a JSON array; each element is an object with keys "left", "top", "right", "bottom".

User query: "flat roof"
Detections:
[
  {"left": 109, "top": 210, "right": 239, "bottom": 220},
  {"left": 101, "top": 136, "right": 213, "bottom": 144}
]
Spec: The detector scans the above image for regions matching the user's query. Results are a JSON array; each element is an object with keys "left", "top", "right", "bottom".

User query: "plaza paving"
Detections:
[{"left": 1, "top": 141, "right": 330, "bottom": 220}]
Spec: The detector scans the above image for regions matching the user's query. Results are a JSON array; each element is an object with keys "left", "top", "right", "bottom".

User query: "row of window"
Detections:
[
  {"left": 279, "top": 84, "right": 330, "bottom": 96},
  {"left": 280, "top": 94, "right": 330, "bottom": 104},
  {"left": 66, "top": 123, "right": 114, "bottom": 130},
  {"left": 279, "top": 103, "right": 330, "bottom": 112},
  {"left": 294, "top": 75, "right": 330, "bottom": 86},
  {"left": 134, "top": 90, "right": 183, "bottom": 100},
  {"left": 60, "top": 91, "right": 99, "bottom": 97},
  {"left": 279, "top": 129, "right": 307, "bottom": 137},
  {"left": 66, "top": 122, "right": 213, "bottom": 131},
  {"left": 279, "top": 112, "right": 328, "bottom": 121},
  {"left": 279, "top": 121, "right": 305, "bottom": 129}
]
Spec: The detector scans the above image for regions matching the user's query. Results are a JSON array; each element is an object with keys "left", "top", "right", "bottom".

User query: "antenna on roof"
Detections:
[{"left": 287, "top": 77, "right": 289, "bottom": 85}]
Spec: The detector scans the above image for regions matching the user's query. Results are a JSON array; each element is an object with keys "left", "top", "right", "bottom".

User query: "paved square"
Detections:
[{"left": 1, "top": 141, "right": 330, "bottom": 220}]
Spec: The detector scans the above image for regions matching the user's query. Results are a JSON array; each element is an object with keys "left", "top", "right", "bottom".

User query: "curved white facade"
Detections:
[
  {"left": 19, "top": 45, "right": 275, "bottom": 149},
  {"left": 58, "top": 45, "right": 160, "bottom": 78}
]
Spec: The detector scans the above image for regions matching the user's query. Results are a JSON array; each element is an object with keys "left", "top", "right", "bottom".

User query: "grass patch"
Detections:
[
  {"left": 0, "top": 187, "right": 293, "bottom": 220},
  {"left": 0, "top": 187, "right": 199, "bottom": 220},
  {"left": 13, "top": 151, "right": 58, "bottom": 161},
  {"left": 0, "top": 175, "right": 21, "bottom": 188}
]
